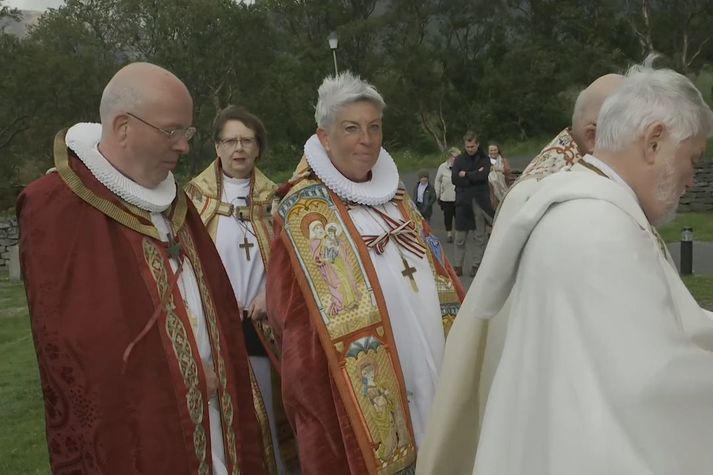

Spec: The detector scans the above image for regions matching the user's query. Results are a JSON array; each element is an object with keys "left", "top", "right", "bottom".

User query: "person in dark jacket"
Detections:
[
  {"left": 452, "top": 131, "right": 495, "bottom": 277},
  {"left": 413, "top": 168, "right": 437, "bottom": 222}
]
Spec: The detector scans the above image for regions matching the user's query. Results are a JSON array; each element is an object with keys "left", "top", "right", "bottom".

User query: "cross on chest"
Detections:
[
  {"left": 239, "top": 236, "right": 255, "bottom": 261},
  {"left": 400, "top": 257, "right": 418, "bottom": 292}
]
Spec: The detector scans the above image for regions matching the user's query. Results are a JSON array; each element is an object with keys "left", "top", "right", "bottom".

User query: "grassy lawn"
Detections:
[
  {"left": 0, "top": 276, "right": 48, "bottom": 475},
  {"left": 683, "top": 275, "right": 713, "bottom": 310},
  {"left": 659, "top": 212, "right": 713, "bottom": 242}
]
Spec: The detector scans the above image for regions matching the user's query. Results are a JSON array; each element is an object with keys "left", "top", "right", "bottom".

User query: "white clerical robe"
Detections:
[
  {"left": 350, "top": 202, "right": 445, "bottom": 447},
  {"left": 215, "top": 175, "right": 266, "bottom": 310},
  {"left": 152, "top": 214, "right": 228, "bottom": 475},
  {"left": 418, "top": 163, "right": 713, "bottom": 475},
  {"left": 214, "top": 176, "right": 288, "bottom": 474}
]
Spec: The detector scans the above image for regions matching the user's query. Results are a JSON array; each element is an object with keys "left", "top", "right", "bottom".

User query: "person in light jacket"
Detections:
[{"left": 434, "top": 147, "right": 459, "bottom": 242}]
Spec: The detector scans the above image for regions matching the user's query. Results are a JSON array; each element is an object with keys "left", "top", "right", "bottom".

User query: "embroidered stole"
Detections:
[{"left": 276, "top": 176, "right": 461, "bottom": 474}]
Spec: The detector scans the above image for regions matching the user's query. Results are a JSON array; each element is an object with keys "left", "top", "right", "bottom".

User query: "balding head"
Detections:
[
  {"left": 100, "top": 62, "right": 191, "bottom": 128},
  {"left": 571, "top": 73, "right": 624, "bottom": 154},
  {"left": 98, "top": 62, "right": 194, "bottom": 188}
]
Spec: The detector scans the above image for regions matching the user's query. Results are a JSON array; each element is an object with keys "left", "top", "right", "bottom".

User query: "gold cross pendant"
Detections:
[
  {"left": 401, "top": 257, "right": 418, "bottom": 292},
  {"left": 239, "top": 236, "right": 255, "bottom": 261}
]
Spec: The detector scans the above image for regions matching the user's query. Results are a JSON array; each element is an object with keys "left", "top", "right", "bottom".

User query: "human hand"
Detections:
[
  {"left": 247, "top": 290, "right": 268, "bottom": 321},
  {"left": 458, "top": 171, "right": 466, "bottom": 177},
  {"left": 203, "top": 361, "right": 218, "bottom": 400}
]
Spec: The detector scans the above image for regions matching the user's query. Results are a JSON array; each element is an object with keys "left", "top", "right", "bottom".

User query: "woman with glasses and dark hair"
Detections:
[{"left": 186, "top": 106, "right": 296, "bottom": 474}]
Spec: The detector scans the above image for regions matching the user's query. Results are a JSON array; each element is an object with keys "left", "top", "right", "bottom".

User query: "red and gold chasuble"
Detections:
[
  {"left": 268, "top": 161, "right": 464, "bottom": 475},
  {"left": 18, "top": 130, "right": 267, "bottom": 475}
]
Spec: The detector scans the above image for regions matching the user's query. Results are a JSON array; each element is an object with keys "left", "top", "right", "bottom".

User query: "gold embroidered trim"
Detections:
[
  {"left": 54, "top": 129, "right": 187, "bottom": 240},
  {"left": 249, "top": 364, "right": 278, "bottom": 475},
  {"left": 142, "top": 238, "right": 209, "bottom": 475},
  {"left": 179, "top": 228, "right": 240, "bottom": 475}
]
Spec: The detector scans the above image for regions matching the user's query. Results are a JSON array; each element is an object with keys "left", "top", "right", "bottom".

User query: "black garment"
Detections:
[
  {"left": 242, "top": 313, "right": 267, "bottom": 356},
  {"left": 452, "top": 149, "right": 495, "bottom": 231},
  {"left": 440, "top": 200, "right": 455, "bottom": 232},
  {"left": 413, "top": 182, "right": 437, "bottom": 220}
]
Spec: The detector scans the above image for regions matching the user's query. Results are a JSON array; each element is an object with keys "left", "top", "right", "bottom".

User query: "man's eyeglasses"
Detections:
[
  {"left": 219, "top": 137, "right": 258, "bottom": 150},
  {"left": 127, "top": 112, "right": 196, "bottom": 142}
]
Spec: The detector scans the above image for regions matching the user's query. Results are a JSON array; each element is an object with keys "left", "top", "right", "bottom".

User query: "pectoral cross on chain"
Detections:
[
  {"left": 167, "top": 233, "right": 183, "bottom": 262},
  {"left": 401, "top": 256, "right": 418, "bottom": 292},
  {"left": 239, "top": 236, "right": 254, "bottom": 261}
]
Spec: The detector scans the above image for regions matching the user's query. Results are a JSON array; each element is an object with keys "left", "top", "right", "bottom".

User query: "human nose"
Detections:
[{"left": 173, "top": 136, "right": 190, "bottom": 154}]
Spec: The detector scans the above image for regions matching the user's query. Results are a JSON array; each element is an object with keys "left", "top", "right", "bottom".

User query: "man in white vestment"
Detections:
[
  {"left": 417, "top": 72, "right": 626, "bottom": 474},
  {"left": 417, "top": 64, "right": 713, "bottom": 475}
]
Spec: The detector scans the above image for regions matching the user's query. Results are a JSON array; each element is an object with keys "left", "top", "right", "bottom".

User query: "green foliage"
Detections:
[
  {"left": 659, "top": 212, "right": 713, "bottom": 243},
  {"left": 1, "top": 0, "right": 713, "bottom": 207}
]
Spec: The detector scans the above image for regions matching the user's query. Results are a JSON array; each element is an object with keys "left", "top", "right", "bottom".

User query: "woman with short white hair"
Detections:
[{"left": 266, "top": 72, "right": 464, "bottom": 474}]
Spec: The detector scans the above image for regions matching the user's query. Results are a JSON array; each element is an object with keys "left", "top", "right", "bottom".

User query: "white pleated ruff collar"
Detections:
[
  {"left": 65, "top": 123, "right": 176, "bottom": 213},
  {"left": 304, "top": 134, "right": 399, "bottom": 206}
]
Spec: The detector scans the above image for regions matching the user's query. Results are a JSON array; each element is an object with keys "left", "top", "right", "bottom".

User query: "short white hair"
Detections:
[
  {"left": 595, "top": 63, "right": 713, "bottom": 152},
  {"left": 99, "top": 79, "right": 143, "bottom": 124},
  {"left": 314, "top": 71, "right": 385, "bottom": 128}
]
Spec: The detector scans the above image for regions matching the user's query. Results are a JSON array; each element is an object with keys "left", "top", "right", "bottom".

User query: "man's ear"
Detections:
[
  {"left": 642, "top": 122, "right": 665, "bottom": 165},
  {"left": 316, "top": 127, "right": 331, "bottom": 153},
  {"left": 113, "top": 113, "right": 130, "bottom": 146},
  {"left": 583, "top": 123, "right": 597, "bottom": 154}
]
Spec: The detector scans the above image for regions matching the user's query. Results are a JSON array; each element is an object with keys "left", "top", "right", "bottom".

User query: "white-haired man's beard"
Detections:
[{"left": 652, "top": 156, "right": 683, "bottom": 227}]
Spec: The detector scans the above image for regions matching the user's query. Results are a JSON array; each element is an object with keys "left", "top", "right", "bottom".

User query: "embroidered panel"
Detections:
[
  {"left": 343, "top": 336, "right": 416, "bottom": 474},
  {"left": 518, "top": 128, "right": 582, "bottom": 182},
  {"left": 279, "top": 182, "right": 418, "bottom": 473},
  {"left": 249, "top": 364, "right": 278, "bottom": 475},
  {"left": 142, "top": 238, "right": 209, "bottom": 475},
  {"left": 278, "top": 184, "right": 380, "bottom": 339},
  {"left": 178, "top": 228, "right": 240, "bottom": 475}
]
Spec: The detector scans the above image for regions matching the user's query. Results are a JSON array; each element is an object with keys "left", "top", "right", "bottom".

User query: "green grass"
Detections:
[
  {"left": 659, "top": 212, "right": 713, "bottom": 243},
  {"left": 500, "top": 136, "right": 549, "bottom": 159},
  {"left": 683, "top": 275, "right": 713, "bottom": 310},
  {"left": 390, "top": 149, "right": 445, "bottom": 174},
  {"left": 0, "top": 275, "right": 48, "bottom": 475}
]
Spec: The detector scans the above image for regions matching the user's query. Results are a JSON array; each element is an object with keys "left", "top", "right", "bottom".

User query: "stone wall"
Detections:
[
  {"left": 679, "top": 160, "right": 713, "bottom": 212},
  {"left": 0, "top": 216, "right": 18, "bottom": 270}
]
